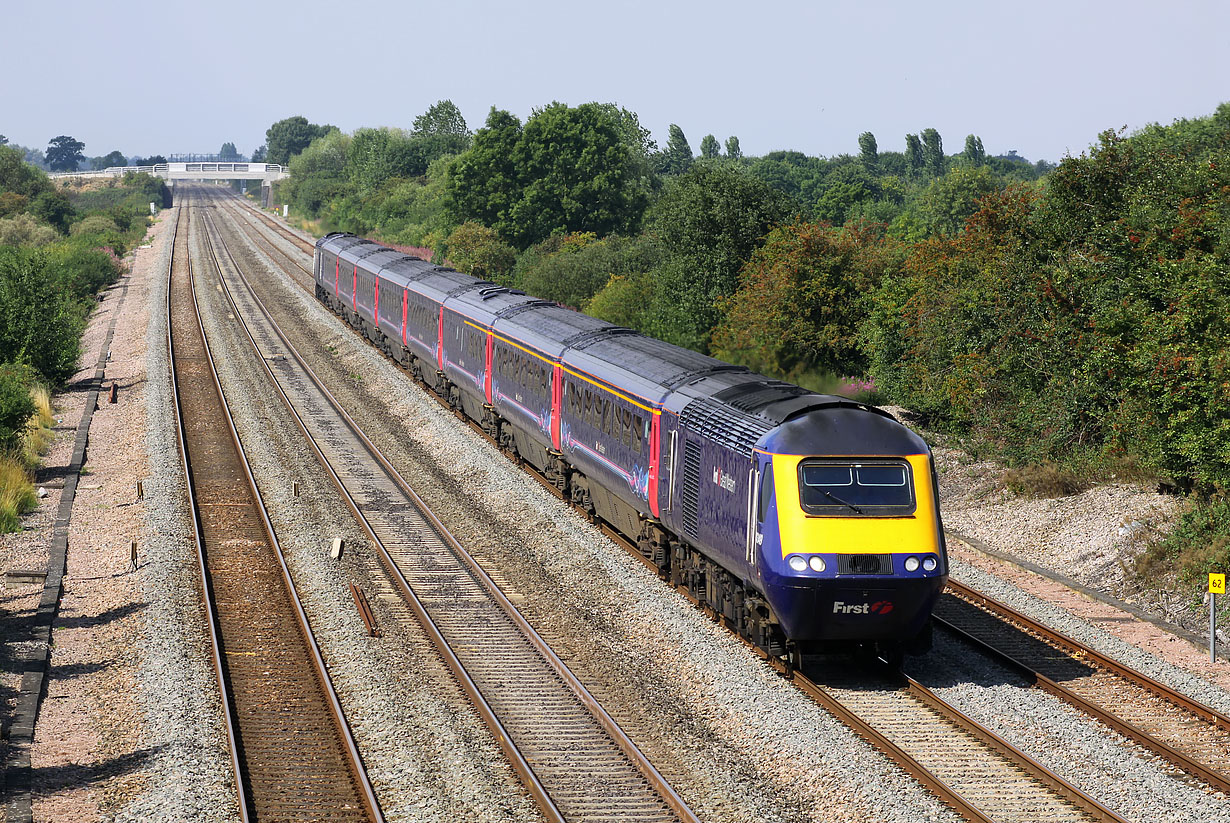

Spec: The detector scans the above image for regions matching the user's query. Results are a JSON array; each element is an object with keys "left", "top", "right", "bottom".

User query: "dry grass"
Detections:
[
  {"left": 22, "top": 384, "right": 55, "bottom": 462},
  {"left": 0, "top": 456, "right": 35, "bottom": 532},
  {"left": 1002, "top": 461, "right": 1089, "bottom": 498}
]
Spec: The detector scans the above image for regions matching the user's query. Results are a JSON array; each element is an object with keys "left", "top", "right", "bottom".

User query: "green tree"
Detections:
[
  {"left": 0, "top": 248, "right": 85, "bottom": 382},
  {"left": 0, "top": 146, "right": 51, "bottom": 198},
  {"left": 516, "top": 233, "right": 662, "bottom": 309},
  {"left": 905, "top": 133, "right": 923, "bottom": 177},
  {"left": 507, "top": 102, "right": 648, "bottom": 247},
  {"left": 347, "top": 128, "right": 426, "bottom": 194},
  {"left": 251, "top": 145, "right": 267, "bottom": 162},
  {"left": 446, "top": 108, "right": 524, "bottom": 235},
  {"left": 661, "top": 124, "right": 693, "bottom": 174},
  {"left": 921, "top": 128, "right": 945, "bottom": 177},
  {"left": 858, "top": 132, "right": 878, "bottom": 167},
  {"left": 219, "top": 142, "right": 241, "bottom": 160},
  {"left": 713, "top": 221, "right": 895, "bottom": 378},
  {"left": 724, "top": 136, "right": 742, "bottom": 160},
  {"left": 700, "top": 134, "right": 721, "bottom": 159},
  {"left": 30, "top": 190, "right": 73, "bottom": 233},
  {"left": 99, "top": 150, "right": 126, "bottom": 168},
  {"left": 963, "top": 134, "right": 985, "bottom": 166},
  {"left": 410, "top": 99, "right": 472, "bottom": 167},
  {"left": 587, "top": 270, "right": 657, "bottom": 331},
  {"left": 916, "top": 165, "right": 996, "bottom": 236},
  {"left": 443, "top": 221, "right": 517, "bottom": 281},
  {"left": 647, "top": 162, "right": 794, "bottom": 349},
  {"left": 45, "top": 135, "right": 85, "bottom": 172},
  {"left": 282, "top": 130, "right": 351, "bottom": 218},
  {"left": 0, "top": 136, "right": 7, "bottom": 146},
  {"left": 265, "top": 116, "right": 334, "bottom": 166}
]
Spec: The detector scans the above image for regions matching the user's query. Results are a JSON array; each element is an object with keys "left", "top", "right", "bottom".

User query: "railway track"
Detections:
[
  {"left": 935, "top": 580, "right": 1230, "bottom": 793},
  {"left": 167, "top": 199, "right": 383, "bottom": 821},
  {"left": 193, "top": 186, "right": 700, "bottom": 823},
  {"left": 210, "top": 189, "right": 1214, "bottom": 822}
]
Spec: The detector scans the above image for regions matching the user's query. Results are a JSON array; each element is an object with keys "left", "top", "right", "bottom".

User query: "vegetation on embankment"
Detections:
[
  {"left": 267, "top": 101, "right": 1229, "bottom": 586},
  {"left": 0, "top": 147, "right": 167, "bottom": 530}
]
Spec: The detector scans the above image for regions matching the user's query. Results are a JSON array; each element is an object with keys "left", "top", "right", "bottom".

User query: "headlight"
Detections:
[
  {"left": 904, "top": 556, "right": 920, "bottom": 572},
  {"left": 922, "top": 556, "right": 938, "bottom": 572},
  {"left": 808, "top": 556, "right": 826, "bottom": 572},
  {"left": 788, "top": 555, "right": 808, "bottom": 572}
]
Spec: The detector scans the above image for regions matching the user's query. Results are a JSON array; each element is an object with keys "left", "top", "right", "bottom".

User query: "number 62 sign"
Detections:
[{"left": 1212, "top": 574, "right": 1227, "bottom": 595}]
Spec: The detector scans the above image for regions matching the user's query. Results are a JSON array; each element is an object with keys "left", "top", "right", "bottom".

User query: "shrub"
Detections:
[
  {"left": 0, "top": 364, "right": 35, "bottom": 453},
  {"left": 1001, "top": 462, "right": 1089, "bottom": 498},
  {"left": 0, "top": 213, "right": 58, "bottom": 247},
  {"left": 70, "top": 214, "right": 121, "bottom": 237},
  {"left": 0, "top": 247, "right": 86, "bottom": 382}
]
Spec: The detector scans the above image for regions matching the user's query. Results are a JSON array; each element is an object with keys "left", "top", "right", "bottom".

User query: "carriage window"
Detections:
[
  {"left": 632, "top": 414, "right": 644, "bottom": 452},
  {"left": 798, "top": 461, "right": 915, "bottom": 516}
]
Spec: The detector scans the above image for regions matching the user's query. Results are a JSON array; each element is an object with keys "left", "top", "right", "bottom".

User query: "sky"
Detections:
[{"left": 3, "top": 0, "right": 1228, "bottom": 165}]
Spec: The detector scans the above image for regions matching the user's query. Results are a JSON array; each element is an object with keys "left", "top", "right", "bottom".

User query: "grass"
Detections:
[{"left": 0, "top": 384, "right": 56, "bottom": 532}]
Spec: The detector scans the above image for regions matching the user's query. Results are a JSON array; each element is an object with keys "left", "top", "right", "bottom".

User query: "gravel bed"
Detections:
[
  {"left": 216, "top": 196, "right": 959, "bottom": 822},
  {"left": 947, "top": 557, "right": 1230, "bottom": 716},
  {"left": 2, "top": 208, "right": 238, "bottom": 822},
  {"left": 909, "top": 632, "right": 1230, "bottom": 822},
  {"left": 193, "top": 200, "right": 547, "bottom": 823}
]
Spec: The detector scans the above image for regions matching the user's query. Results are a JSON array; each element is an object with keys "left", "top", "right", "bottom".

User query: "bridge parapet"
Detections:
[{"left": 49, "top": 162, "right": 289, "bottom": 182}]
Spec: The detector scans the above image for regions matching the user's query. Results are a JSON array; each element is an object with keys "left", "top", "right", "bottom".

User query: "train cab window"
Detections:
[{"left": 797, "top": 460, "right": 915, "bottom": 516}]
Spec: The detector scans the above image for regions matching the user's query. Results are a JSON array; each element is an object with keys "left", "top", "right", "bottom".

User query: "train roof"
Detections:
[
  {"left": 491, "top": 303, "right": 611, "bottom": 359},
  {"left": 448, "top": 285, "right": 552, "bottom": 328}
]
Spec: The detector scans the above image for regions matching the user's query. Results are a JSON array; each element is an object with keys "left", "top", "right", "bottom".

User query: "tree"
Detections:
[
  {"left": 905, "top": 133, "right": 923, "bottom": 177},
  {"left": 963, "top": 134, "right": 985, "bottom": 166},
  {"left": 0, "top": 146, "right": 52, "bottom": 198},
  {"left": 858, "top": 132, "right": 878, "bottom": 167},
  {"left": 265, "top": 116, "right": 334, "bottom": 166},
  {"left": 251, "top": 145, "right": 267, "bottom": 162},
  {"left": 30, "top": 190, "right": 73, "bottom": 233},
  {"left": 661, "top": 124, "right": 693, "bottom": 174},
  {"left": 219, "top": 142, "right": 242, "bottom": 160},
  {"left": 448, "top": 103, "right": 649, "bottom": 249},
  {"left": 347, "top": 128, "right": 427, "bottom": 194},
  {"left": 411, "top": 99, "right": 472, "bottom": 164},
  {"left": 45, "top": 135, "right": 85, "bottom": 172},
  {"left": 917, "top": 165, "right": 996, "bottom": 236},
  {"left": 446, "top": 108, "right": 524, "bottom": 234},
  {"left": 700, "top": 134, "right": 721, "bottom": 159},
  {"left": 724, "top": 136, "right": 742, "bottom": 160},
  {"left": 0, "top": 248, "right": 86, "bottom": 382},
  {"left": 921, "top": 128, "right": 945, "bottom": 177},
  {"left": 101, "top": 150, "right": 126, "bottom": 168},
  {"left": 713, "top": 221, "right": 893, "bottom": 378},
  {"left": 647, "top": 162, "right": 794, "bottom": 349},
  {"left": 0, "top": 135, "right": 7, "bottom": 146},
  {"left": 506, "top": 102, "right": 648, "bottom": 247},
  {"left": 443, "top": 221, "right": 517, "bottom": 281},
  {"left": 131, "top": 155, "right": 166, "bottom": 167},
  {"left": 413, "top": 100, "right": 470, "bottom": 143}
]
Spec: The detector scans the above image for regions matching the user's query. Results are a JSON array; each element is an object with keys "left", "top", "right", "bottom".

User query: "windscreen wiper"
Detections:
[{"left": 822, "top": 489, "right": 863, "bottom": 514}]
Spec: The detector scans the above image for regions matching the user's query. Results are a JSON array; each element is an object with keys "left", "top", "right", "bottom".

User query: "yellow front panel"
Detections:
[{"left": 772, "top": 453, "right": 940, "bottom": 557}]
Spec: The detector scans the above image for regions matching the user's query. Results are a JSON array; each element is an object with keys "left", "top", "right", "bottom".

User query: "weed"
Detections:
[
  {"left": 0, "top": 455, "right": 35, "bottom": 532},
  {"left": 1001, "top": 461, "right": 1089, "bottom": 498},
  {"left": 1134, "top": 496, "right": 1230, "bottom": 585}
]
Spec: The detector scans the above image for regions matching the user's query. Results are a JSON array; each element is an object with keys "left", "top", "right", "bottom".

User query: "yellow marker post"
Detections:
[{"left": 1211, "top": 574, "right": 1226, "bottom": 663}]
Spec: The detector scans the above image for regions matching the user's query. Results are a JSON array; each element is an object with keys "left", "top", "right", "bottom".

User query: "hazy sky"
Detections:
[{"left": 4, "top": 0, "right": 1227, "bottom": 164}]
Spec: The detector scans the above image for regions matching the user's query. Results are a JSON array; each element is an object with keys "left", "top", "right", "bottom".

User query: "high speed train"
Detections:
[{"left": 314, "top": 232, "right": 947, "bottom": 664}]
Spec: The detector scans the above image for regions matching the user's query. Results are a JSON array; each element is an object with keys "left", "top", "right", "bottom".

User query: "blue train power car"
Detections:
[{"left": 314, "top": 232, "right": 948, "bottom": 664}]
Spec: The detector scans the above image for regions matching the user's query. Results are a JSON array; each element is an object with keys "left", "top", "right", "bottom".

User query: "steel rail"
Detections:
[
  {"left": 945, "top": 579, "right": 1230, "bottom": 729},
  {"left": 209, "top": 187, "right": 1133, "bottom": 822},
  {"left": 175, "top": 194, "right": 384, "bottom": 822},
  {"left": 939, "top": 580, "right": 1230, "bottom": 792},
  {"left": 165, "top": 203, "right": 251, "bottom": 822},
  {"left": 199, "top": 189, "right": 698, "bottom": 823}
]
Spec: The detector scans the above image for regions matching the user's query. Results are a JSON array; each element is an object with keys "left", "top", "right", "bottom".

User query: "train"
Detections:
[{"left": 313, "top": 231, "right": 947, "bottom": 666}]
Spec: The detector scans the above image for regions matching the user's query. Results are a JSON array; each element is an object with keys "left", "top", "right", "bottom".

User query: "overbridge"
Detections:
[{"left": 48, "top": 162, "right": 289, "bottom": 183}]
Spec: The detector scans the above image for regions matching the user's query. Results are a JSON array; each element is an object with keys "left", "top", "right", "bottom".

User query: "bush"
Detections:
[
  {"left": 70, "top": 214, "right": 121, "bottom": 237},
  {"left": 516, "top": 233, "right": 662, "bottom": 309},
  {"left": 1135, "top": 497, "right": 1230, "bottom": 585},
  {"left": 0, "top": 364, "right": 35, "bottom": 453},
  {"left": 0, "top": 213, "right": 58, "bottom": 247},
  {"left": 0, "top": 247, "right": 86, "bottom": 382}
]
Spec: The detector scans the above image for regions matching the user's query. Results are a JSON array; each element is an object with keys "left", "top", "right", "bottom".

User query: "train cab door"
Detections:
[{"left": 748, "top": 454, "right": 774, "bottom": 571}]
